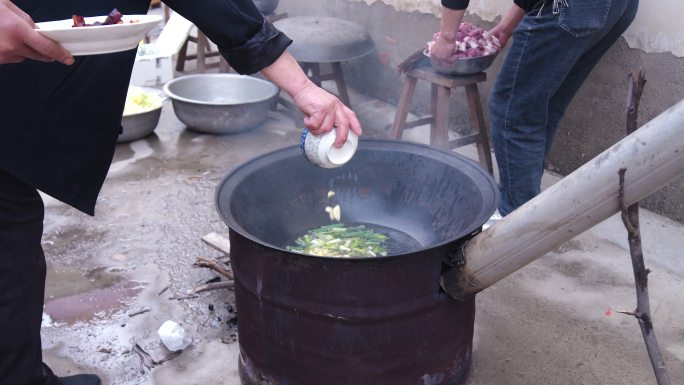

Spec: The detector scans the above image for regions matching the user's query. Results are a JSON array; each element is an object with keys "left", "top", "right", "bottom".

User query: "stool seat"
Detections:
[
  {"left": 274, "top": 16, "right": 374, "bottom": 63},
  {"left": 391, "top": 55, "right": 494, "bottom": 174}
]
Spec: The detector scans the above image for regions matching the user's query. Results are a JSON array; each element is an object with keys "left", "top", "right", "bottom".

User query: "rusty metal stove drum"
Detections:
[{"left": 216, "top": 140, "right": 499, "bottom": 385}]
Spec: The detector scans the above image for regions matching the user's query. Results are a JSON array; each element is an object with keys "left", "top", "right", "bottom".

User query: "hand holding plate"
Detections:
[{"left": 0, "top": 0, "right": 73, "bottom": 65}]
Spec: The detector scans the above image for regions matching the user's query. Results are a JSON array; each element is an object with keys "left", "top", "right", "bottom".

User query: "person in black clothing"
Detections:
[
  {"left": 432, "top": 0, "right": 638, "bottom": 220},
  {"left": 0, "top": 0, "right": 361, "bottom": 384}
]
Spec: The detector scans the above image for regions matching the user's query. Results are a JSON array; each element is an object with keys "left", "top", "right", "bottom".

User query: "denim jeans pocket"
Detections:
[{"left": 558, "top": 0, "right": 611, "bottom": 37}]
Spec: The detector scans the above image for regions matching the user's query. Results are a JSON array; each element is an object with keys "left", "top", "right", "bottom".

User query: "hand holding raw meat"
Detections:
[{"left": 426, "top": 22, "right": 501, "bottom": 64}]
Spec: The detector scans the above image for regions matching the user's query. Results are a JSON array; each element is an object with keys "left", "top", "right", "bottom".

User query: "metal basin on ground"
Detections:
[
  {"left": 216, "top": 140, "right": 499, "bottom": 385},
  {"left": 119, "top": 107, "right": 162, "bottom": 143},
  {"left": 163, "top": 74, "right": 279, "bottom": 134},
  {"left": 119, "top": 87, "right": 166, "bottom": 143}
]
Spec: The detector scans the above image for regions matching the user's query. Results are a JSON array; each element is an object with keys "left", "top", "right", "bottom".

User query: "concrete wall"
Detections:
[{"left": 276, "top": 0, "right": 684, "bottom": 222}]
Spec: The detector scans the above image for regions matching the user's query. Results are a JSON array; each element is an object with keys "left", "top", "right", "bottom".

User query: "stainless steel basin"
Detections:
[
  {"left": 163, "top": 74, "right": 279, "bottom": 134},
  {"left": 430, "top": 51, "right": 499, "bottom": 75}
]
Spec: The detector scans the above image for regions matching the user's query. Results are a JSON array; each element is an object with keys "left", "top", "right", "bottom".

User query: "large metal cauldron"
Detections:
[{"left": 216, "top": 140, "right": 499, "bottom": 385}]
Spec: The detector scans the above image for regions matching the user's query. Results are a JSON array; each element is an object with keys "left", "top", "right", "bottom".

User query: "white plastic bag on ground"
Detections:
[{"left": 157, "top": 320, "right": 192, "bottom": 351}]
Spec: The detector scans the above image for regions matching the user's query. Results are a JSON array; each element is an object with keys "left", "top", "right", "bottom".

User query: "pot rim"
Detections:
[{"left": 215, "top": 139, "right": 499, "bottom": 260}]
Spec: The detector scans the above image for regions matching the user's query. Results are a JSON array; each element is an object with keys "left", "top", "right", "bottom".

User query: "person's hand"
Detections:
[
  {"left": 487, "top": 4, "right": 525, "bottom": 48},
  {"left": 428, "top": 33, "right": 457, "bottom": 65},
  {"left": 289, "top": 81, "right": 362, "bottom": 147},
  {"left": 429, "top": 7, "right": 465, "bottom": 65},
  {"left": 488, "top": 24, "right": 511, "bottom": 47},
  {"left": 0, "top": 0, "right": 74, "bottom": 65},
  {"left": 260, "top": 51, "right": 362, "bottom": 146}
]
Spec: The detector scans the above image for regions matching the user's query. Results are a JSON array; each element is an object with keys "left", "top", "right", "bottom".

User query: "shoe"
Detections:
[
  {"left": 58, "top": 374, "right": 102, "bottom": 385},
  {"left": 482, "top": 209, "right": 503, "bottom": 230}
]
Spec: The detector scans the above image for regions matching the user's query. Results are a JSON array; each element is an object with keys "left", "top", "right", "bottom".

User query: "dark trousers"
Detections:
[
  {"left": 0, "top": 170, "right": 58, "bottom": 385},
  {"left": 488, "top": 0, "right": 639, "bottom": 215}
]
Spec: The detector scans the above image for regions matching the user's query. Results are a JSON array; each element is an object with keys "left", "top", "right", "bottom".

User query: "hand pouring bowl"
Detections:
[{"left": 216, "top": 139, "right": 499, "bottom": 385}]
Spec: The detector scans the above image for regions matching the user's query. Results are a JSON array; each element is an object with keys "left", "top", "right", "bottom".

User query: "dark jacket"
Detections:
[
  {"left": 0, "top": 0, "right": 291, "bottom": 215},
  {"left": 442, "top": 0, "right": 541, "bottom": 12}
]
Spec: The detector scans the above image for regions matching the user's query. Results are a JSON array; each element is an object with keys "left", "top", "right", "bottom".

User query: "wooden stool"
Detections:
[
  {"left": 273, "top": 16, "right": 374, "bottom": 108},
  {"left": 299, "top": 62, "right": 351, "bottom": 106},
  {"left": 390, "top": 62, "right": 494, "bottom": 174},
  {"left": 176, "top": 29, "right": 221, "bottom": 73}
]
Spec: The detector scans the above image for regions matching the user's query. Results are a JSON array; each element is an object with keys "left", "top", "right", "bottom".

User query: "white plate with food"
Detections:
[{"left": 35, "top": 13, "right": 163, "bottom": 56}]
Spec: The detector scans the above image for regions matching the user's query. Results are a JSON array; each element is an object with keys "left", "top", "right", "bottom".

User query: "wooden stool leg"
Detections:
[
  {"left": 465, "top": 84, "right": 493, "bottom": 174},
  {"left": 309, "top": 63, "right": 322, "bottom": 87},
  {"left": 219, "top": 57, "right": 232, "bottom": 73},
  {"left": 331, "top": 62, "right": 351, "bottom": 107},
  {"left": 389, "top": 76, "right": 418, "bottom": 140},
  {"left": 197, "top": 32, "right": 208, "bottom": 73},
  {"left": 433, "top": 84, "right": 451, "bottom": 150},
  {"left": 176, "top": 39, "right": 189, "bottom": 71}
]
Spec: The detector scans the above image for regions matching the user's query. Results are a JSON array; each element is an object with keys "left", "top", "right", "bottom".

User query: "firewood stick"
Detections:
[
  {"left": 193, "top": 280, "right": 234, "bottom": 294},
  {"left": 194, "top": 256, "right": 234, "bottom": 280},
  {"left": 169, "top": 295, "right": 199, "bottom": 301},
  {"left": 128, "top": 308, "right": 151, "bottom": 317},
  {"left": 201, "top": 232, "right": 231, "bottom": 256},
  {"left": 617, "top": 70, "right": 670, "bottom": 385},
  {"left": 133, "top": 343, "right": 157, "bottom": 372},
  {"left": 157, "top": 285, "right": 170, "bottom": 296}
]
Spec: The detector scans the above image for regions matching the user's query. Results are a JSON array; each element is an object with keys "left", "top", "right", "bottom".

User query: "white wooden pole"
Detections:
[{"left": 441, "top": 99, "right": 684, "bottom": 300}]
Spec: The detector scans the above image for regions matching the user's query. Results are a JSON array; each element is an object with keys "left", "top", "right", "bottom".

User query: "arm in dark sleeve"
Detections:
[
  {"left": 162, "top": 0, "right": 292, "bottom": 74},
  {"left": 513, "top": 0, "right": 528, "bottom": 11},
  {"left": 442, "top": 0, "right": 470, "bottom": 10}
]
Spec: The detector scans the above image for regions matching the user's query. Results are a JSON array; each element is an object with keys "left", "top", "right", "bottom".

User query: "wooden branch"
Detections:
[
  {"left": 192, "top": 280, "right": 235, "bottom": 294},
  {"left": 157, "top": 285, "right": 170, "bottom": 296},
  {"left": 133, "top": 343, "right": 158, "bottom": 373},
  {"left": 169, "top": 294, "right": 199, "bottom": 301},
  {"left": 193, "top": 256, "right": 233, "bottom": 280},
  {"left": 132, "top": 342, "right": 181, "bottom": 373},
  {"left": 618, "top": 69, "right": 670, "bottom": 385},
  {"left": 128, "top": 308, "right": 151, "bottom": 317},
  {"left": 201, "top": 232, "right": 231, "bottom": 256},
  {"left": 625, "top": 69, "right": 646, "bottom": 135},
  {"left": 157, "top": 350, "right": 182, "bottom": 364}
]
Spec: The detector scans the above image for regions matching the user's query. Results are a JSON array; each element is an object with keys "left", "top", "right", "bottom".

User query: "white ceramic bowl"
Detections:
[{"left": 300, "top": 129, "right": 358, "bottom": 168}]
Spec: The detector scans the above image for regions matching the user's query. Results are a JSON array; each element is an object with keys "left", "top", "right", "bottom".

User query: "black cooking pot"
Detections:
[
  {"left": 216, "top": 139, "right": 499, "bottom": 385},
  {"left": 217, "top": 139, "right": 498, "bottom": 255}
]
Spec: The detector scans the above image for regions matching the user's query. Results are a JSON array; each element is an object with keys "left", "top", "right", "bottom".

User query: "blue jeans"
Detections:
[{"left": 488, "top": 0, "right": 639, "bottom": 216}]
